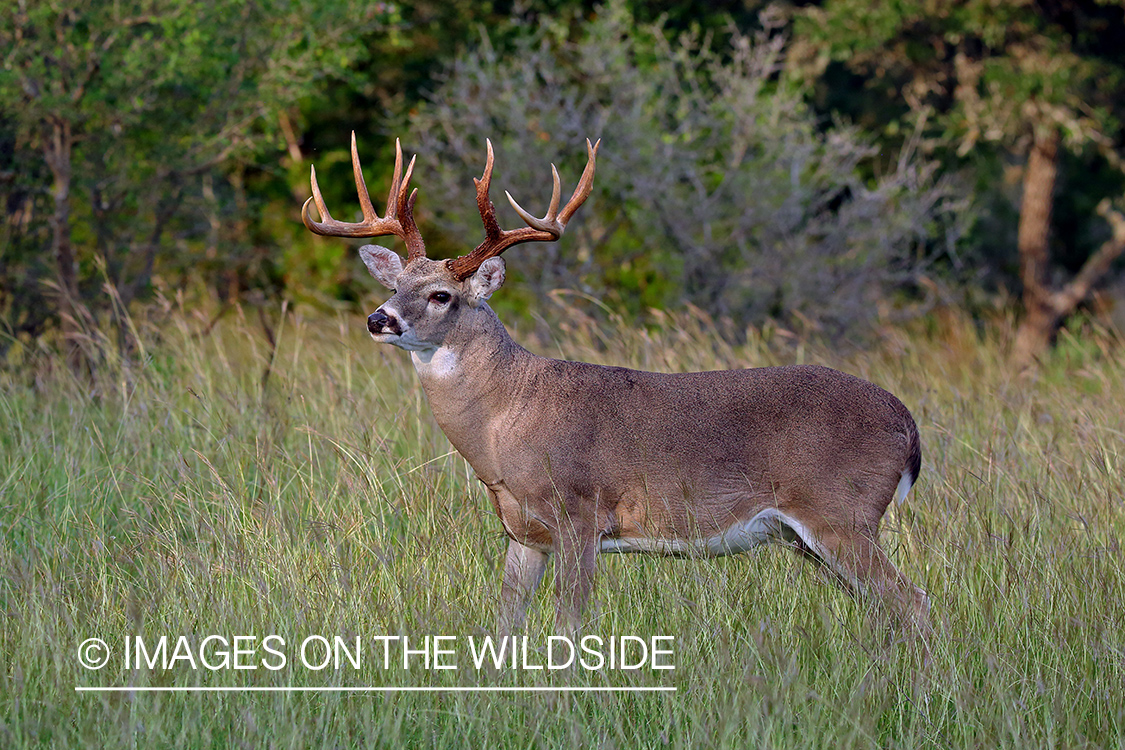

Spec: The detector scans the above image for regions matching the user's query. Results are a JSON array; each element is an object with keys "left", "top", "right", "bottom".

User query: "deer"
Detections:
[{"left": 302, "top": 134, "right": 931, "bottom": 643}]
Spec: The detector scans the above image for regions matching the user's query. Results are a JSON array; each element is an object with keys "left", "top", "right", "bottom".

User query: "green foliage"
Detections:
[
  {"left": 405, "top": 0, "right": 965, "bottom": 335},
  {"left": 790, "top": 0, "right": 1125, "bottom": 323},
  {"left": 3, "top": 0, "right": 1119, "bottom": 358},
  {"left": 791, "top": 0, "right": 1125, "bottom": 153},
  {"left": 0, "top": 0, "right": 390, "bottom": 344}
]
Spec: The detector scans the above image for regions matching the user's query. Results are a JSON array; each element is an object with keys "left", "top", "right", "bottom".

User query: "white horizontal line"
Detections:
[{"left": 76, "top": 686, "right": 676, "bottom": 693}]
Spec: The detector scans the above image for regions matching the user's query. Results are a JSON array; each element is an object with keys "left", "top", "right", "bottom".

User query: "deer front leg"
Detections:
[
  {"left": 498, "top": 539, "right": 548, "bottom": 637},
  {"left": 553, "top": 529, "right": 599, "bottom": 638}
]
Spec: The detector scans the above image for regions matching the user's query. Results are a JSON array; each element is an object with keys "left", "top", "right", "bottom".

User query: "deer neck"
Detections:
[{"left": 409, "top": 304, "right": 534, "bottom": 479}]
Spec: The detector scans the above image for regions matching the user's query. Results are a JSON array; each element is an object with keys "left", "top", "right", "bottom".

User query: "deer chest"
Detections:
[{"left": 481, "top": 480, "right": 555, "bottom": 551}]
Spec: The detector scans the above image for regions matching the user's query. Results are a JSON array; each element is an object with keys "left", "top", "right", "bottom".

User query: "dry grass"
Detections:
[{"left": 1, "top": 298, "right": 1123, "bottom": 748}]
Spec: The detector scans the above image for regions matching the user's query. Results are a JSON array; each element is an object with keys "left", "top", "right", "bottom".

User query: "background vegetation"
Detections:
[
  {"left": 3, "top": 0, "right": 1124, "bottom": 365},
  {"left": 2, "top": 0, "right": 1125, "bottom": 747}
]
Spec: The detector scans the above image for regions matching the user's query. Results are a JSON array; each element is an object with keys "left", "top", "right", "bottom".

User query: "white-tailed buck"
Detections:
[{"left": 303, "top": 134, "right": 931, "bottom": 639}]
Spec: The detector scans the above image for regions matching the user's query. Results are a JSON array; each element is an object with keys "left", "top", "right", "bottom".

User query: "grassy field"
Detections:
[{"left": 2, "top": 298, "right": 1124, "bottom": 748}]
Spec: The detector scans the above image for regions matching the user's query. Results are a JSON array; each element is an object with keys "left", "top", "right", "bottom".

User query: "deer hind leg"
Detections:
[
  {"left": 498, "top": 539, "right": 549, "bottom": 637},
  {"left": 778, "top": 515, "right": 931, "bottom": 638}
]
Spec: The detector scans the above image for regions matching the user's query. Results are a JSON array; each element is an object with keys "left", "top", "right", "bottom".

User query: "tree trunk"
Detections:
[
  {"left": 1011, "top": 127, "right": 1060, "bottom": 371},
  {"left": 1010, "top": 128, "right": 1125, "bottom": 371},
  {"left": 43, "top": 117, "right": 89, "bottom": 374}
]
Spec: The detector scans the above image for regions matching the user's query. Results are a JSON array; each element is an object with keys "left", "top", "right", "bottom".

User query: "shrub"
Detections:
[{"left": 408, "top": 0, "right": 968, "bottom": 335}]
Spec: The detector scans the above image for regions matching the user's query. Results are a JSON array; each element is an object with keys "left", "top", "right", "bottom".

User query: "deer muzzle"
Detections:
[{"left": 367, "top": 308, "right": 402, "bottom": 336}]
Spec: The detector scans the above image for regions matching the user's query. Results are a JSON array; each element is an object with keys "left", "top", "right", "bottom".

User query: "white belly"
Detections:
[{"left": 599, "top": 508, "right": 806, "bottom": 558}]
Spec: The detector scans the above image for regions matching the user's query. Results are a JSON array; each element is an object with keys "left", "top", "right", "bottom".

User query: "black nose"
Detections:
[{"left": 367, "top": 310, "right": 389, "bottom": 334}]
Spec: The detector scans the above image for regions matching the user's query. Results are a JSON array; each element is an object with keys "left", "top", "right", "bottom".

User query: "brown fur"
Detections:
[{"left": 364, "top": 256, "right": 930, "bottom": 639}]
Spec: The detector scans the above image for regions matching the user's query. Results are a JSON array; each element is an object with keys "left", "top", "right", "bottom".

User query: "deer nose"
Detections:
[
  {"left": 368, "top": 310, "right": 389, "bottom": 334},
  {"left": 368, "top": 308, "right": 401, "bottom": 335}
]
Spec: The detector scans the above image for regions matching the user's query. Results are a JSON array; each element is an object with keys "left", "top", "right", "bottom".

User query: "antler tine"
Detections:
[
  {"left": 304, "top": 164, "right": 333, "bottom": 225},
  {"left": 351, "top": 131, "right": 377, "bottom": 223},
  {"left": 446, "top": 137, "right": 599, "bottom": 281},
  {"left": 547, "top": 163, "right": 562, "bottom": 218},
  {"left": 506, "top": 138, "right": 599, "bottom": 234},
  {"left": 384, "top": 137, "right": 403, "bottom": 218},
  {"left": 506, "top": 163, "right": 561, "bottom": 231},
  {"left": 400, "top": 153, "right": 417, "bottom": 212},
  {"left": 474, "top": 139, "right": 502, "bottom": 239},
  {"left": 559, "top": 138, "right": 600, "bottom": 224},
  {"left": 301, "top": 135, "right": 427, "bottom": 262}
]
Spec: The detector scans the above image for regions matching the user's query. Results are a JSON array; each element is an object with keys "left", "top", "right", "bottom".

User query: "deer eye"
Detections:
[{"left": 429, "top": 291, "right": 452, "bottom": 305}]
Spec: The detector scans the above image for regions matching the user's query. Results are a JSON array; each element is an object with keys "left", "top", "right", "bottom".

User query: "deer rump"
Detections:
[{"left": 470, "top": 362, "right": 921, "bottom": 562}]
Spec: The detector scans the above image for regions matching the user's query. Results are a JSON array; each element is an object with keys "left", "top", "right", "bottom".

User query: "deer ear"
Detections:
[
  {"left": 467, "top": 257, "right": 506, "bottom": 304},
  {"left": 359, "top": 245, "right": 403, "bottom": 290}
]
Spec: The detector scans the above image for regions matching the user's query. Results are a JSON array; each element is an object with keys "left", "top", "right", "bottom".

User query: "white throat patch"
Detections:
[{"left": 412, "top": 346, "right": 459, "bottom": 379}]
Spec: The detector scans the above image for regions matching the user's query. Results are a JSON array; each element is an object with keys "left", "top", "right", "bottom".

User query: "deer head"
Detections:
[{"left": 302, "top": 134, "right": 599, "bottom": 356}]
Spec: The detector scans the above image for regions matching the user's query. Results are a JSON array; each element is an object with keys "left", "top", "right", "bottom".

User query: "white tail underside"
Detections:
[{"left": 893, "top": 469, "right": 915, "bottom": 505}]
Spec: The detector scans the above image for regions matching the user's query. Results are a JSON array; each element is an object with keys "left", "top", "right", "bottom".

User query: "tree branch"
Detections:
[{"left": 1050, "top": 198, "right": 1125, "bottom": 316}]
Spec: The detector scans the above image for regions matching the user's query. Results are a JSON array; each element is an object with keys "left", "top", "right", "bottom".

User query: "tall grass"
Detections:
[{"left": 1, "top": 298, "right": 1123, "bottom": 748}]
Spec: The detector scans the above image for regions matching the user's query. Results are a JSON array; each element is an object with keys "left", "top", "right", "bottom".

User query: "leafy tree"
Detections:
[
  {"left": 402, "top": 0, "right": 962, "bottom": 335},
  {"left": 0, "top": 0, "right": 386, "bottom": 367},
  {"left": 791, "top": 0, "right": 1125, "bottom": 367}
]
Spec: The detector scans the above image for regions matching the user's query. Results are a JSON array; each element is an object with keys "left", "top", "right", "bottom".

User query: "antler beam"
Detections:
[{"left": 446, "top": 138, "right": 599, "bottom": 280}]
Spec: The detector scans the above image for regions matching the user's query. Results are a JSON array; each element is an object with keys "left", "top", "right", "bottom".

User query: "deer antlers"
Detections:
[
  {"left": 447, "top": 138, "right": 600, "bottom": 280},
  {"left": 302, "top": 134, "right": 599, "bottom": 277},
  {"left": 301, "top": 132, "right": 427, "bottom": 261}
]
